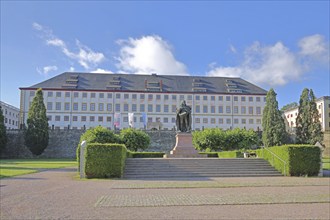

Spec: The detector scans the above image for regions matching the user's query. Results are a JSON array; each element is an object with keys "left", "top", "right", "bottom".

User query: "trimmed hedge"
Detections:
[
  {"left": 199, "top": 152, "right": 219, "bottom": 158},
  {"left": 127, "top": 151, "right": 165, "bottom": 158},
  {"left": 257, "top": 145, "right": 321, "bottom": 176},
  {"left": 84, "top": 143, "right": 127, "bottom": 178},
  {"left": 218, "top": 150, "right": 244, "bottom": 158}
]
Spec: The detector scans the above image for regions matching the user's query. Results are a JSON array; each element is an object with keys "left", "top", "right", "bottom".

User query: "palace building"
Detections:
[
  {"left": 0, "top": 101, "right": 20, "bottom": 129},
  {"left": 19, "top": 72, "right": 267, "bottom": 131}
]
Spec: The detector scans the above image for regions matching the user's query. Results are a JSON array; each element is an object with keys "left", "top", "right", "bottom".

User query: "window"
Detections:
[
  {"left": 140, "top": 104, "right": 145, "bottom": 112},
  {"left": 195, "top": 105, "right": 200, "bottom": 113},
  {"left": 195, "top": 95, "right": 200, "bottom": 101},
  {"left": 82, "top": 103, "right": 87, "bottom": 111},
  {"left": 164, "top": 95, "right": 169, "bottom": 100},
  {"left": 65, "top": 92, "right": 70, "bottom": 97},
  {"left": 30, "top": 91, "right": 35, "bottom": 96},
  {"left": 203, "top": 105, "right": 208, "bottom": 113},
  {"left": 241, "top": 97, "right": 246, "bottom": 102},
  {"left": 264, "top": 97, "right": 266, "bottom": 102},
  {"left": 74, "top": 92, "right": 79, "bottom": 98},
  {"left": 47, "top": 102, "right": 53, "bottom": 110},
  {"left": 211, "top": 96, "right": 215, "bottom": 101},
  {"left": 172, "top": 105, "right": 176, "bottom": 113},
  {"left": 249, "top": 106, "right": 253, "bottom": 115},
  {"left": 180, "top": 95, "right": 184, "bottom": 101},
  {"left": 63, "top": 116, "right": 69, "bottom": 122},
  {"left": 123, "top": 117, "right": 128, "bottom": 122},
  {"left": 132, "top": 94, "right": 137, "bottom": 99},
  {"left": 249, "top": 97, "right": 253, "bottom": 102},
  {"left": 56, "top": 92, "right": 61, "bottom": 97},
  {"left": 218, "top": 106, "right": 223, "bottom": 113},
  {"left": 234, "top": 106, "right": 238, "bottom": 114},
  {"left": 55, "top": 116, "right": 60, "bottom": 121},
  {"left": 234, "top": 118, "right": 239, "bottom": 124},
  {"left": 148, "top": 104, "right": 153, "bottom": 112},
  {"left": 82, "top": 93, "right": 87, "bottom": 98},
  {"left": 107, "top": 116, "right": 111, "bottom": 122},
  {"left": 218, "top": 96, "right": 223, "bottom": 101},
  {"left": 211, "top": 118, "right": 216, "bottom": 124},
  {"left": 148, "top": 94, "right": 153, "bottom": 100},
  {"left": 226, "top": 96, "right": 231, "bottom": 101},
  {"left": 116, "top": 93, "right": 121, "bottom": 99},
  {"left": 99, "top": 103, "right": 104, "bottom": 111},
  {"left": 140, "top": 94, "right": 145, "bottom": 99},
  {"left": 195, "top": 118, "right": 200, "bottom": 123},
  {"left": 124, "top": 94, "right": 129, "bottom": 99},
  {"left": 107, "top": 93, "right": 112, "bottom": 99},
  {"left": 107, "top": 103, "right": 112, "bottom": 111},
  {"left": 187, "top": 95, "right": 192, "bottom": 101},
  {"left": 156, "top": 95, "right": 161, "bottom": 100},
  {"left": 256, "top": 97, "right": 261, "bottom": 102},
  {"left": 219, "top": 118, "right": 223, "bottom": 124},
  {"left": 234, "top": 96, "right": 238, "bottom": 101},
  {"left": 203, "top": 96, "right": 208, "bottom": 101},
  {"left": 140, "top": 117, "right": 144, "bottom": 123},
  {"left": 242, "top": 119, "right": 246, "bottom": 124},
  {"left": 226, "top": 118, "right": 231, "bottom": 124},
  {"left": 47, "top": 115, "right": 52, "bottom": 121},
  {"left": 132, "top": 104, "right": 137, "bottom": 112},
  {"left": 172, "top": 95, "right": 177, "bottom": 100},
  {"left": 156, "top": 104, "right": 161, "bottom": 112},
  {"left": 73, "top": 116, "right": 78, "bottom": 121},
  {"left": 90, "top": 116, "right": 95, "bottom": 122},
  {"left": 98, "top": 116, "right": 103, "bottom": 122},
  {"left": 226, "top": 106, "right": 231, "bottom": 114},
  {"left": 172, "top": 118, "right": 176, "bottom": 123},
  {"left": 91, "top": 93, "right": 96, "bottom": 98},
  {"left": 48, "top": 92, "right": 53, "bottom": 97},
  {"left": 148, "top": 117, "right": 152, "bottom": 122},
  {"left": 65, "top": 102, "right": 70, "bottom": 111},
  {"left": 81, "top": 116, "right": 87, "bottom": 122},
  {"left": 163, "top": 117, "right": 168, "bottom": 123},
  {"left": 256, "top": 119, "right": 261, "bottom": 124},
  {"left": 211, "top": 106, "right": 215, "bottom": 113},
  {"left": 203, "top": 118, "right": 208, "bottom": 123},
  {"left": 249, "top": 119, "right": 254, "bottom": 124},
  {"left": 99, "top": 93, "right": 104, "bottom": 98},
  {"left": 90, "top": 103, "right": 95, "bottom": 111},
  {"left": 164, "top": 105, "right": 169, "bottom": 113},
  {"left": 124, "top": 104, "right": 129, "bottom": 112},
  {"left": 56, "top": 102, "right": 61, "bottom": 111},
  {"left": 256, "top": 107, "right": 261, "bottom": 115},
  {"left": 115, "top": 104, "right": 120, "bottom": 112},
  {"left": 73, "top": 103, "right": 78, "bottom": 111},
  {"left": 241, "top": 106, "right": 246, "bottom": 114}
]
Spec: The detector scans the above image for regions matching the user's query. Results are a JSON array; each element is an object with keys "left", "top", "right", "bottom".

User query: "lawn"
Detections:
[
  {"left": 323, "top": 158, "right": 330, "bottom": 170},
  {"left": 0, "top": 159, "right": 77, "bottom": 178}
]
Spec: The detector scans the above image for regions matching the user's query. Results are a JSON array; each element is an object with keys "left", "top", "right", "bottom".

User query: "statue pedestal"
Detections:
[{"left": 165, "top": 133, "right": 205, "bottom": 158}]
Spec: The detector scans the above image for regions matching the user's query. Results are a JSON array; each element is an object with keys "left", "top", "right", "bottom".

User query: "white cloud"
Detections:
[
  {"left": 91, "top": 68, "right": 113, "bottom": 74},
  {"left": 37, "top": 65, "right": 58, "bottom": 77},
  {"left": 229, "top": 44, "right": 237, "bottom": 54},
  {"left": 116, "top": 35, "right": 188, "bottom": 75},
  {"left": 210, "top": 32, "right": 329, "bottom": 87},
  {"left": 33, "top": 22, "right": 105, "bottom": 70}
]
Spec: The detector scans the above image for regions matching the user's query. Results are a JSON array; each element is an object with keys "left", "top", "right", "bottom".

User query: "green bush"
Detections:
[
  {"left": 127, "top": 151, "right": 165, "bottom": 158},
  {"left": 77, "top": 126, "right": 121, "bottom": 170},
  {"left": 84, "top": 143, "right": 127, "bottom": 178},
  {"left": 120, "top": 128, "right": 150, "bottom": 152},
  {"left": 198, "top": 152, "right": 219, "bottom": 158},
  {"left": 218, "top": 150, "right": 244, "bottom": 158},
  {"left": 258, "top": 145, "right": 321, "bottom": 176}
]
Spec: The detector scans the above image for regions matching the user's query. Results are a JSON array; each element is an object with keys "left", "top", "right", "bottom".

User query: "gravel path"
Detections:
[{"left": 1, "top": 167, "right": 329, "bottom": 220}]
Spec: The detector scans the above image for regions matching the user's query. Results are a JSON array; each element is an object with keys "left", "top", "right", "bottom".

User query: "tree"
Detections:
[
  {"left": 0, "top": 106, "right": 7, "bottom": 154},
  {"left": 24, "top": 88, "right": 49, "bottom": 155},
  {"left": 296, "top": 88, "right": 323, "bottom": 144},
  {"left": 262, "top": 88, "right": 287, "bottom": 147},
  {"left": 120, "top": 128, "right": 150, "bottom": 152}
]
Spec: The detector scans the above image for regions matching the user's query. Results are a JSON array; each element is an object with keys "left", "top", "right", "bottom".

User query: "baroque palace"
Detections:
[{"left": 19, "top": 72, "right": 267, "bottom": 131}]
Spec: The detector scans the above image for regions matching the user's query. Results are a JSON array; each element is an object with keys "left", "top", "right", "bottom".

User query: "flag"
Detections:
[
  {"left": 128, "top": 113, "right": 134, "bottom": 128},
  {"left": 114, "top": 113, "right": 121, "bottom": 128},
  {"left": 142, "top": 112, "right": 147, "bottom": 127}
]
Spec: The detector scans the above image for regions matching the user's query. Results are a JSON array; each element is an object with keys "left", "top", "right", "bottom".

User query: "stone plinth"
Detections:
[{"left": 165, "top": 133, "right": 205, "bottom": 158}]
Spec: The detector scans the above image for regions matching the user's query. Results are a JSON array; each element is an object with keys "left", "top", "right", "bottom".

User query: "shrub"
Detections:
[
  {"left": 198, "top": 152, "right": 219, "bottom": 158},
  {"left": 77, "top": 126, "right": 121, "bottom": 169},
  {"left": 218, "top": 150, "right": 244, "bottom": 158},
  {"left": 127, "top": 151, "right": 165, "bottom": 158},
  {"left": 120, "top": 128, "right": 150, "bottom": 152},
  {"left": 84, "top": 143, "right": 127, "bottom": 178},
  {"left": 258, "top": 145, "right": 321, "bottom": 176}
]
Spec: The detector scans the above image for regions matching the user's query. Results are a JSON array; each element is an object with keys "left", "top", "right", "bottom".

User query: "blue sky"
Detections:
[{"left": 1, "top": 1, "right": 329, "bottom": 108}]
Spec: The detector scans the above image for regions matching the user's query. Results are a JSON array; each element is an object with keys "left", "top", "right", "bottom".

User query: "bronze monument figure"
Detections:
[{"left": 176, "top": 100, "right": 192, "bottom": 132}]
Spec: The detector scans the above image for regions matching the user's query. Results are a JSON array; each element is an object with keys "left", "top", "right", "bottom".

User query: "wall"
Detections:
[{"left": 1, "top": 130, "right": 176, "bottom": 159}]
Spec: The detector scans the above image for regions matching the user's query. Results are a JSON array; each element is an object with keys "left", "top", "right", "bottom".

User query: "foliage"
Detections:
[
  {"left": 127, "top": 151, "right": 165, "bottom": 158},
  {"left": 296, "top": 88, "right": 323, "bottom": 144},
  {"left": 76, "top": 126, "right": 121, "bottom": 169},
  {"left": 0, "top": 106, "right": 7, "bottom": 154},
  {"left": 218, "top": 150, "right": 244, "bottom": 158},
  {"left": 24, "top": 88, "right": 49, "bottom": 155},
  {"left": 198, "top": 152, "right": 219, "bottom": 158},
  {"left": 257, "top": 145, "right": 321, "bottom": 176},
  {"left": 120, "top": 128, "right": 150, "bottom": 152},
  {"left": 192, "top": 128, "right": 259, "bottom": 151},
  {"left": 84, "top": 143, "right": 127, "bottom": 178},
  {"left": 262, "top": 88, "right": 287, "bottom": 147}
]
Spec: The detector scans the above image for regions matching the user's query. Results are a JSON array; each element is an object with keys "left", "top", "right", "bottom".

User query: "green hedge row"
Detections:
[
  {"left": 198, "top": 152, "right": 219, "bottom": 158},
  {"left": 218, "top": 150, "right": 244, "bottom": 158},
  {"left": 127, "top": 151, "right": 165, "bottom": 158},
  {"left": 84, "top": 143, "right": 127, "bottom": 178},
  {"left": 256, "top": 145, "right": 321, "bottom": 176}
]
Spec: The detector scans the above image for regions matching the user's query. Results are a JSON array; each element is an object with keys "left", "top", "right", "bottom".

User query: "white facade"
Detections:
[
  {"left": 284, "top": 96, "right": 330, "bottom": 132},
  {"left": 20, "top": 90, "right": 266, "bottom": 131},
  {"left": 0, "top": 101, "right": 20, "bottom": 129}
]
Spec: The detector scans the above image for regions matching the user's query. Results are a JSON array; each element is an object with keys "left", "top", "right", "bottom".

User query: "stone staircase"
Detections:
[{"left": 123, "top": 158, "right": 282, "bottom": 179}]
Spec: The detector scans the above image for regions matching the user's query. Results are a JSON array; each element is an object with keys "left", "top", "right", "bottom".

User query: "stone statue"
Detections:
[{"left": 176, "top": 100, "right": 192, "bottom": 132}]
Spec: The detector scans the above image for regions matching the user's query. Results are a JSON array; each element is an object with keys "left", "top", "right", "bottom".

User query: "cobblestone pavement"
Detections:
[{"left": 1, "top": 167, "right": 329, "bottom": 220}]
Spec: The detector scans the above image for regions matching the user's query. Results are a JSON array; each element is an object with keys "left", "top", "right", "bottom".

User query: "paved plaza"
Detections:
[{"left": 1, "top": 167, "right": 329, "bottom": 219}]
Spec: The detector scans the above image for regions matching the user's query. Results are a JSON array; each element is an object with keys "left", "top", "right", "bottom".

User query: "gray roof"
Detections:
[{"left": 21, "top": 72, "right": 267, "bottom": 95}]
